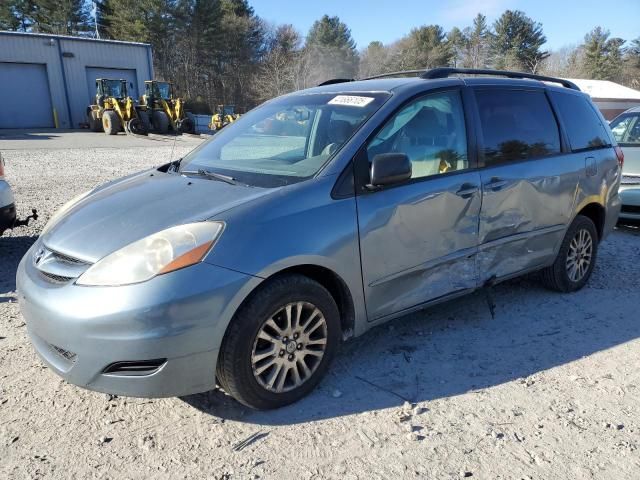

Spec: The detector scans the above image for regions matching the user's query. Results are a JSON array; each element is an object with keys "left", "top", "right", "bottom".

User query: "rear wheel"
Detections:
[
  {"left": 152, "top": 110, "right": 169, "bottom": 134},
  {"left": 127, "top": 117, "right": 147, "bottom": 135},
  {"left": 540, "top": 215, "right": 598, "bottom": 292},
  {"left": 178, "top": 117, "right": 195, "bottom": 134},
  {"left": 88, "top": 110, "right": 103, "bottom": 132},
  {"left": 216, "top": 274, "right": 341, "bottom": 409},
  {"left": 102, "top": 110, "right": 121, "bottom": 135},
  {"left": 138, "top": 110, "right": 151, "bottom": 132}
]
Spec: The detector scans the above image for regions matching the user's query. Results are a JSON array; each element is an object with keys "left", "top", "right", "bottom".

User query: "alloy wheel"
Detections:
[
  {"left": 566, "top": 228, "right": 593, "bottom": 282},
  {"left": 251, "top": 302, "right": 328, "bottom": 393}
]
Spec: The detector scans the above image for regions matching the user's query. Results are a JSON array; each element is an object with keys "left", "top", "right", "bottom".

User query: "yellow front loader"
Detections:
[
  {"left": 87, "top": 79, "right": 148, "bottom": 135},
  {"left": 140, "top": 81, "right": 194, "bottom": 134},
  {"left": 209, "top": 104, "right": 240, "bottom": 131}
]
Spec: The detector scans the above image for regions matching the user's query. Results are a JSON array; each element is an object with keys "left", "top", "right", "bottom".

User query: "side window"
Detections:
[
  {"left": 609, "top": 115, "right": 635, "bottom": 142},
  {"left": 475, "top": 89, "right": 561, "bottom": 165},
  {"left": 367, "top": 90, "right": 468, "bottom": 179},
  {"left": 625, "top": 117, "right": 640, "bottom": 144},
  {"left": 550, "top": 91, "right": 611, "bottom": 151}
]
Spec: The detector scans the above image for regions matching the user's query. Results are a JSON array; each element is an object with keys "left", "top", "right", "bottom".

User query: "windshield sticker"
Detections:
[{"left": 328, "top": 95, "right": 375, "bottom": 107}]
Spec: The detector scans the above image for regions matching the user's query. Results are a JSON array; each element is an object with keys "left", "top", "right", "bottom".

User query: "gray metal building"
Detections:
[{"left": 0, "top": 31, "right": 153, "bottom": 129}]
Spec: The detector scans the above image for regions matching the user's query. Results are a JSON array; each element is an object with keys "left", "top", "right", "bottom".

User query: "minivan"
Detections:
[{"left": 17, "top": 68, "right": 622, "bottom": 409}]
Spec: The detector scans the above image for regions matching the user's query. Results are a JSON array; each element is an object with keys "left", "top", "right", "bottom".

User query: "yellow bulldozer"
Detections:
[
  {"left": 140, "top": 81, "right": 194, "bottom": 134},
  {"left": 209, "top": 104, "right": 240, "bottom": 131},
  {"left": 87, "top": 79, "right": 148, "bottom": 135}
]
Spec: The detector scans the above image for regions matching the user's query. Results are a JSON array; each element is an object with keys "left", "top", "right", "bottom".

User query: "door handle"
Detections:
[
  {"left": 485, "top": 178, "right": 508, "bottom": 191},
  {"left": 455, "top": 183, "right": 479, "bottom": 198}
]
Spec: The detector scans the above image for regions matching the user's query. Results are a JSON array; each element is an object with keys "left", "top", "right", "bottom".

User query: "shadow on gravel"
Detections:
[
  {"left": 182, "top": 266, "right": 640, "bottom": 425},
  {"left": 0, "top": 235, "right": 37, "bottom": 294}
]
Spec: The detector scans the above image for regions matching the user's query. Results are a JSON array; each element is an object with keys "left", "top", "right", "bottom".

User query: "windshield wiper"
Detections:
[{"left": 180, "top": 169, "right": 247, "bottom": 186}]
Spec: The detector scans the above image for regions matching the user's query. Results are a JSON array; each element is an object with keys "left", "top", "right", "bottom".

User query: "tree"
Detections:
[
  {"left": 582, "top": 27, "right": 625, "bottom": 81},
  {"left": 394, "top": 24, "right": 453, "bottom": 70},
  {"left": 358, "top": 40, "right": 393, "bottom": 77},
  {"left": 447, "top": 27, "right": 465, "bottom": 68},
  {"left": 305, "top": 15, "right": 359, "bottom": 83},
  {"left": 462, "top": 13, "right": 491, "bottom": 69},
  {"left": 31, "top": 0, "right": 91, "bottom": 35},
  {"left": 541, "top": 45, "right": 584, "bottom": 78},
  {"left": 0, "top": 0, "right": 37, "bottom": 31},
  {"left": 256, "top": 23, "right": 304, "bottom": 100},
  {"left": 491, "top": 10, "right": 548, "bottom": 73}
]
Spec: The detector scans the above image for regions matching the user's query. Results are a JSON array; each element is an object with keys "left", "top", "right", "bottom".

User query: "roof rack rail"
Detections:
[
  {"left": 361, "top": 69, "right": 426, "bottom": 80},
  {"left": 421, "top": 68, "right": 580, "bottom": 90},
  {"left": 317, "top": 78, "right": 353, "bottom": 86}
]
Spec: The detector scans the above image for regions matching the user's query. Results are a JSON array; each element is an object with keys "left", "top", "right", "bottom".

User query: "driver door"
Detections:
[{"left": 355, "top": 89, "right": 481, "bottom": 321}]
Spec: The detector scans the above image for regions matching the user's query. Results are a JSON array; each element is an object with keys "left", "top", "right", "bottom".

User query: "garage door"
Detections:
[
  {"left": 86, "top": 67, "right": 138, "bottom": 102},
  {"left": 0, "top": 63, "right": 54, "bottom": 129}
]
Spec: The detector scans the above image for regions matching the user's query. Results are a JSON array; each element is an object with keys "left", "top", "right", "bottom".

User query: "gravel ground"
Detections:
[{"left": 1, "top": 135, "right": 640, "bottom": 479}]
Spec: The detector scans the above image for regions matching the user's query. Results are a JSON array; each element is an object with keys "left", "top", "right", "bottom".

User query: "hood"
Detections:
[{"left": 43, "top": 170, "right": 273, "bottom": 263}]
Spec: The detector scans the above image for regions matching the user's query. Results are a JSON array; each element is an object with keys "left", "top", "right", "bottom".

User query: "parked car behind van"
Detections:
[
  {"left": 17, "top": 68, "right": 622, "bottom": 409},
  {"left": 609, "top": 107, "right": 640, "bottom": 221},
  {"left": 0, "top": 154, "right": 37, "bottom": 236}
]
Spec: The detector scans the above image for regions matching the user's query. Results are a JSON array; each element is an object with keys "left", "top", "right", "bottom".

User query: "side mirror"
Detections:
[{"left": 369, "top": 153, "right": 412, "bottom": 187}]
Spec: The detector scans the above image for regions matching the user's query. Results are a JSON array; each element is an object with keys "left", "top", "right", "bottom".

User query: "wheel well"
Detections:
[
  {"left": 577, "top": 203, "right": 605, "bottom": 241},
  {"left": 270, "top": 265, "right": 356, "bottom": 340}
]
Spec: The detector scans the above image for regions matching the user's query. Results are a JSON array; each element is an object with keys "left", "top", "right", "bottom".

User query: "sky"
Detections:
[{"left": 251, "top": 0, "right": 640, "bottom": 50}]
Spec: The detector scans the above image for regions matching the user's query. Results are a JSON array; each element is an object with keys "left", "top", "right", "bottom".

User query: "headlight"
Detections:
[
  {"left": 41, "top": 190, "right": 92, "bottom": 235},
  {"left": 76, "top": 222, "right": 224, "bottom": 286}
]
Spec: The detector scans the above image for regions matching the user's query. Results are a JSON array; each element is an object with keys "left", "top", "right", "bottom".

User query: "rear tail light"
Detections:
[{"left": 615, "top": 146, "right": 624, "bottom": 168}]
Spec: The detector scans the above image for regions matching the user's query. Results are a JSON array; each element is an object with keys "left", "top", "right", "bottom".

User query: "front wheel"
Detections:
[
  {"left": 540, "top": 215, "right": 598, "bottom": 292},
  {"left": 216, "top": 274, "right": 341, "bottom": 409}
]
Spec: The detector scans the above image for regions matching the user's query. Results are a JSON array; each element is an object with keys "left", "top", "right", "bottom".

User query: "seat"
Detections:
[{"left": 322, "top": 120, "right": 354, "bottom": 155}]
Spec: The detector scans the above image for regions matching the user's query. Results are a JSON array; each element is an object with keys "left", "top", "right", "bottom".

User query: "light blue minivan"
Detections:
[{"left": 18, "top": 68, "right": 622, "bottom": 409}]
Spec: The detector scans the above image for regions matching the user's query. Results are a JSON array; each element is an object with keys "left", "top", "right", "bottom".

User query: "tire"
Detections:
[
  {"left": 127, "top": 117, "right": 147, "bottom": 135},
  {"left": 88, "top": 110, "right": 102, "bottom": 132},
  {"left": 152, "top": 110, "right": 169, "bottom": 134},
  {"left": 138, "top": 110, "right": 151, "bottom": 132},
  {"left": 102, "top": 110, "right": 121, "bottom": 135},
  {"left": 540, "top": 215, "right": 598, "bottom": 292},
  {"left": 216, "top": 274, "right": 341, "bottom": 409},
  {"left": 179, "top": 117, "right": 195, "bottom": 134}
]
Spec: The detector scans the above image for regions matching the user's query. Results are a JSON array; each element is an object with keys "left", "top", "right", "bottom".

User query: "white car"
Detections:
[{"left": 0, "top": 154, "right": 37, "bottom": 236}]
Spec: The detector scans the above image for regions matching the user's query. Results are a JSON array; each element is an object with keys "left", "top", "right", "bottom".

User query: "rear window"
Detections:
[
  {"left": 550, "top": 92, "right": 611, "bottom": 151},
  {"left": 475, "top": 89, "right": 561, "bottom": 165}
]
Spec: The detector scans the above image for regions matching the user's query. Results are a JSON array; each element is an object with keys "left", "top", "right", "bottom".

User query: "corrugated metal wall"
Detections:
[{"left": 0, "top": 32, "right": 153, "bottom": 129}]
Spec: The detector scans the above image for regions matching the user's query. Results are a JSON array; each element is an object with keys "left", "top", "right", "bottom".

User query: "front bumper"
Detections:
[
  {"left": 619, "top": 184, "right": 640, "bottom": 220},
  {"left": 17, "top": 242, "right": 260, "bottom": 397}
]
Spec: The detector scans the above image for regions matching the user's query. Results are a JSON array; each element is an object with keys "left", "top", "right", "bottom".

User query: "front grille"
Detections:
[
  {"left": 621, "top": 205, "right": 640, "bottom": 214},
  {"left": 621, "top": 175, "right": 640, "bottom": 185},
  {"left": 38, "top": 271, "right": 74, "bottom": 284},
  {"left": 34, "top": 245, "right": 91, "bottom": 283},
  {"left": 50, "top": 250, "right": 87, "bottom": 266},
  {"left": 50, "top": 344, "right": 77, "bottom": 363}
]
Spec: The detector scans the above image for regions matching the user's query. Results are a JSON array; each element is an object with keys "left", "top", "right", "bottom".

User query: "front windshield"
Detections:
[
  {"left": 154, "top": 82, "right": 171, "bottom": 100},
  {"left": 180, "top": 92, "right": 390, "bottom": 187},
  {"left": 104, "top": 80, "right": 125, "bottom": 98}
]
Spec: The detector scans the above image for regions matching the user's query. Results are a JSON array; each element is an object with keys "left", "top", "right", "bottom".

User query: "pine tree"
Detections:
[
  {"left": 0, "top": 0, "right": 36, "bottom": 31},
  {"left": 447, "top": 27, "right": 465, "bottom": 68},
  {"left": 32, "top": 0, "right": 91, "bottom": 35},
  {"left": 396, "top": 25, "right": 453, "bottom": 70},
  {"left": 582, "top": 27, "right": 625, "bottom": 81},
  {"left": 491, "top": 10, "right": 548, "bottom": 73},
  {"left": 305, "top": 15, "right": 359, "bottom": 82},
  {"left": 463, "top": 13, "right": 491, "bottom": 68}
]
